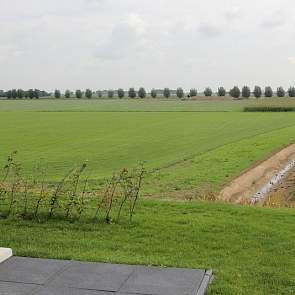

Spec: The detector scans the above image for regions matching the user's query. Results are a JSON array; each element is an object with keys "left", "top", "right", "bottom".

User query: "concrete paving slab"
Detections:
[
  {"left": 0, "top": 257, "right": 212, "bottom": 295},
  {"left": 31, "top": 286, "right": 113, "bottom": 295},
  {"left": 0, "top": 281, "right": 37, "bottom": 295},
  {"left": 0, "top": 248, "right": 12, "bottom": 264},
  {"left": 196, "top": 270, "right": 213, "bottom": 295},
  {"left": 48, "top": 261, "right": 135, "bottom": 292},
  {"left": 0, "top": 257, "right": 70, "bottom": 285},
  {"left": 120, "top": 266, "right": 205, "bottom": 295}
]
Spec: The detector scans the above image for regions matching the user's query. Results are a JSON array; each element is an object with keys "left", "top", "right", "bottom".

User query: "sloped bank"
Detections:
[{"left": 219, "top": 143, "right": 295, "bottom": 203}]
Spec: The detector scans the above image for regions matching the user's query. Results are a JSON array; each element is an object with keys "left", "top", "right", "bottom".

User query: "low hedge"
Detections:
[{"left": 244, "top": 106, "right": 295, "bottom": 112}]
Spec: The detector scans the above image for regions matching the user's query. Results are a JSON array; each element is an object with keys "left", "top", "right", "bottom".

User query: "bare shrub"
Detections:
[
  {"left": 0, "top": 153, "right": 145, "bottom": 224},
  {"left": 93, "top": 163, "right": 145, "bottom": 223}
]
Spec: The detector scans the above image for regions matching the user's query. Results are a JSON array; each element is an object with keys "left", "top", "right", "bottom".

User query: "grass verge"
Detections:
[{"left": 0, "top": 200, "right": 294, "bottom": 294}]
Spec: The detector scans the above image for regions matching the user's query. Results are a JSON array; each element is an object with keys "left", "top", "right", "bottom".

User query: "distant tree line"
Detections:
[
  {"left": 0, "top": 89, "right": 50, "bottom": 99},
  {"left": 2, "top": 86, "right": 295, "bottom": 99},
  {"left": 228, "top": 86, "right": 295, "bottom": 99}
]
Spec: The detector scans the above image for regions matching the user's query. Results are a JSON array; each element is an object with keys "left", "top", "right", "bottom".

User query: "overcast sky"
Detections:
[{"left": 1, "top": 0, "right": 295, "bottom": 91}]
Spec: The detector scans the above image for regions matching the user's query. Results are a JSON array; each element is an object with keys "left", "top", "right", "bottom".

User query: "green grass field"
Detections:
[
  {"left": 1, "top": 98, "right": 295, "bottom": 195},
  {"left": 1, "top": 200, "right": 295, "bottom": 295},
  {"left": 1, "top": 98, "right": 295, "bottom": 294},
  {"left": 1, "top": 97, "right": 295, "bottom": 112}
]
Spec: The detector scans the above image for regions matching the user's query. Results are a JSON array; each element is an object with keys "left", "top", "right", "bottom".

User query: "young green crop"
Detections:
[{"left": 0, "top": 109, "right": 295, "bottom": 195}]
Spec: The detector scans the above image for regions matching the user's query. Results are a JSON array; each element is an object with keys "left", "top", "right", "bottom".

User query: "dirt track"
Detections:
[{"left": 219, "top": 143, "right": 295, "bottom": 203}]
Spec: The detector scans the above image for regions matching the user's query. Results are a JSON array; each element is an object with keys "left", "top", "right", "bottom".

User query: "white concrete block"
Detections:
[{"left": 0, "top": 248, "right": 12, "bottom": 263}]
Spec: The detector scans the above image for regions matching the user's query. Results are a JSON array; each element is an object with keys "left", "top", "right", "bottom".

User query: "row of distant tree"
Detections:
[
  {"left": 228, "top": 86, "right": 295, "bottom": 98},
  {"left": 2, "top": 86, "right": 295, "bottom": 99},
  {"left": 0, "top": 89, "right": 50, "bottom": 99},
  {"left": 51, "top": 86, "right": 295, "bottom": 99}
]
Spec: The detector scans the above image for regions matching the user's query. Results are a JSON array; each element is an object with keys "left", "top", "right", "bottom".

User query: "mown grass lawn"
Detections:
[{"left": 1, "top": 200, "right": 294, "bottom": 295}]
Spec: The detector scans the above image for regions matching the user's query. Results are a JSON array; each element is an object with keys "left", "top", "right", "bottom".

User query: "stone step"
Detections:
[{"left": 0, "top": 248, "right": 12, "bottom": 264}]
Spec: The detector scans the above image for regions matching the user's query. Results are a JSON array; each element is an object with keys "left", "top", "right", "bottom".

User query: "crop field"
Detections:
[
  {"left": 1, "top": 99, "right": 295, "bottom": 196},
  {"left": 1, "top": 98, "right": 295, "bottom": 196},
  {"left": 1, "top": 97, "right": 295, "bottom": 112}
]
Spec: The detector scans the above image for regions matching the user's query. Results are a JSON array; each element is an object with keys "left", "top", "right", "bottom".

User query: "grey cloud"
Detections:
[
  {"left": 94, "top": 24, "right": 138, "bottom": 60},
  {"left": 83, "top": 0, "right": 106, "bottom": 8},
  {"left": 260, "top": 13, "right": 286, "bottom": 29},
  {"left": 197, "top": 22, "right": 222, "bottom": 38},
  {"left": 94, "top": 14, "right": 147, "bottom": 60},
  {"left": 224, "top": 7, "right": 241, "bottom": 22},
  {"left": 1, "top": 0, "right": 295, "bottom": 90}
]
